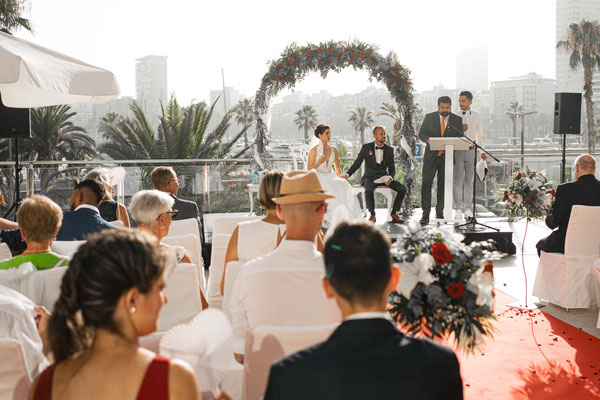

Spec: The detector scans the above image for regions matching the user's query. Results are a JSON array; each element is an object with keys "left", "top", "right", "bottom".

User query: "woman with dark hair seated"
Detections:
[{"left": 29, "top": 230, "right": 230, "bottom": 400}]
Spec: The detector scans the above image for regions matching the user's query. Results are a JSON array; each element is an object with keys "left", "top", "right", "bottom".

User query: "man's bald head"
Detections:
[{"left": 575, "top": 154, "right": 596, "bottom": 179}]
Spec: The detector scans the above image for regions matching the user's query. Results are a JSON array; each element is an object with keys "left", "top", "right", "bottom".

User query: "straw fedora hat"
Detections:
[{"left": 272, "top": 170, "right": 335, "bottom": 204}]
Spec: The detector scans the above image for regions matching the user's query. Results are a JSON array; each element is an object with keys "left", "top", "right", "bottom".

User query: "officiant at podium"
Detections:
[
  {"left": 453, "top": 91, "right": 486, "bottom": 221},
  {"left": 418, "top": 96, "right": 463, "bottom": 225}
]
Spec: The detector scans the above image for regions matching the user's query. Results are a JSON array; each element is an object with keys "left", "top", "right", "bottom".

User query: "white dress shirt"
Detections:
[
  {"left": 0, "top": 285, "right": 49, "bottom": 380},
  {"left": 373, "top": 143, "right": 392, "bottom": 184},
  {"left": 459, "top": 109, "right": 483, "bottom": 146},
  {"left": 344, "top": 311, "right": 393, "bottom": 322},
  {"left": 229, "top": 239, "right": 341, "bottom": 354},
  {"left": 74, "top": 204, "right": 100, "bottom": 214}
]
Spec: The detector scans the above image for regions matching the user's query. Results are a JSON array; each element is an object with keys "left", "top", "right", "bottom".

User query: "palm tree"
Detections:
[
  {"left": 348, "top": 107, "right": 374, "bottom": 145},
  {"left": 506, "top": 102, "right": 524, "bottom": 141},
  {"left": 0, "top": 0, "right": 32, "bottom": 33},
  {"left": 377, "top": 103, "right": 402, "bottom": 146},
  {"left": 294, "top": 105, "right": 318, "bottom": 142},
  {"left": 557, "top": 19, "right": 600, "bottom": 153},
  {"left": 232, "top": 98, "right": 255, "bottom": 147}
]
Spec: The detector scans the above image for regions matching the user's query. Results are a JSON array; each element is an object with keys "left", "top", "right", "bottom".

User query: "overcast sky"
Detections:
[{"left": 17, "top": 0, "right": 556, "bottom": 104}]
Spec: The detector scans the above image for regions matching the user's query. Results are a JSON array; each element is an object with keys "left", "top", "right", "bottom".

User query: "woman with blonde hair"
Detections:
[{"left": 221, "top": 170, "right": 286, "bottom": 294}]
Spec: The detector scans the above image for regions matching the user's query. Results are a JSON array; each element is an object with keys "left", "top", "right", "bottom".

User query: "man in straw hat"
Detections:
[{"left": 229, "top": 171, "right": 341, "bottom": 363}]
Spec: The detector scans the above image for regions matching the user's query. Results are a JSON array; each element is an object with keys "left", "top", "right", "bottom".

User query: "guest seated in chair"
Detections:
[
  {"left": 264, "top": 222, "right": 463, "bottom": 400},
  {"left": 129, "top": 190, "right": 208, "bottom": 309},
  {"left": 0, "top": 195, "right": 69, "bottom": 270},
  {"left": 56, "top": 179, "right": 118, "bottom": 241},
  {"left": 84, "top": 168, "right": 131, "bottom": 228},
  {"left": 536, "top": 154, "right": 600, "bottom": 256},
  {"left": 0, "top": 284, "right": 51, "bottom": 381},
  {"left": 29, "top": 230, "right": 232, "bottom": 400},
  {"left": 221, "top": 170, "right": 285, "bottom": 295},
  {"left": 229, "top": 170, "right": 341, "bottom": 363}
]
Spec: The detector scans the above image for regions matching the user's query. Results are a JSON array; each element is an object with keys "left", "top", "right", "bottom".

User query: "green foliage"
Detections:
[
  {"left": 294, "top": 105, "right": 318, "bottom": 141},
  {"left": 348, "top": 106, "right": 374, "bottom": 145},
  {"left": 0, "top": 0, "right": 31, "bottom": 33},
  {"left": 232, "top": 98, "right": 255, "bottom": 146}
]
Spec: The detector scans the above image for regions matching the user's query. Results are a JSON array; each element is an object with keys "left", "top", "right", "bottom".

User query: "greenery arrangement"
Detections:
[
  {"left": 497, "top": 169, "right": 555, "bottom": 221},
  {"left": 389, "top": 222, "right": 500, "bottom": 353}
]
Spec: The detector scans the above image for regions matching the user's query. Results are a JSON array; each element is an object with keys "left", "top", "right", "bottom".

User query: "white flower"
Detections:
[
  {"left": 466, "top": 269, "right": 494, "bottom": 309},
  {"left": 407, "top": 220, "right": 421, "bottom": 234},
  {"left": 397, "top": 255, "right": 436, "bottom": 298},
  {"left": 456, "top": 323, "right": 484, "bottom": 352}
]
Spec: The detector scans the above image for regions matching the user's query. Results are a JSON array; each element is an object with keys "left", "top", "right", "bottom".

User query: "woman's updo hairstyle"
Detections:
[
  {"left": 49, "top": 229, "right": 167, "bottom": 363},
  {"left": 314, "top": 124, "right": 330, "bottom": 138}
]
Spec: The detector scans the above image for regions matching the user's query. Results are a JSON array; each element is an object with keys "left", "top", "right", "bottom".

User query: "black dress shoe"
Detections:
[
  {"left": 419, "top": 217, "right": 429, "bottom": 226},
  {"left": 436, "top": 214, "right": 444, "bottom": 219}
]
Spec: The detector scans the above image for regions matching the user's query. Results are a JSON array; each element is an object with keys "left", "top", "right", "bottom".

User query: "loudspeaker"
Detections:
[
  {"left": 0, "top": 93, "right": 31, "bottom": 138},
  {"left": 553, "top": 92, "right": 582, "bottom": 135}
]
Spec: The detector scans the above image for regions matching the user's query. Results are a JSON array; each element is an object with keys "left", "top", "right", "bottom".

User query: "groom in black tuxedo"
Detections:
[
  {"left": 264, "top": 222, "right": 463, "bottom": 400},
  {"left": 343, "top": 126, "right": 407, "bottom": 223},
  {"left": 418, "top": 96, "right": 464, "bottom": 225}
]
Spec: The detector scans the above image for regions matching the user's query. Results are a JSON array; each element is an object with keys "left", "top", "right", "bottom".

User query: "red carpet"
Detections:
[{"left": 454, "top": 290, "right": 600, "bottom": 399}]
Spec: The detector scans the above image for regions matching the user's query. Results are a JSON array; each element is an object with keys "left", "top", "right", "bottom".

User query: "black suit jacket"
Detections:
[
  {"left": 264, "top": 318, "right": 463, "bottom": 400},
  {"left": 170, "top": 194, "right": 204, "bottom": 244},
  {"left": 346, "top": 142, "right": 395, "bottom": 185},
  {"left": 56, "top": 208, "right": 117, "bottom": 241},
  {"left": 418, "top": 112, "right": 464, "bottom": 163},
  {"left": 543, "top": 174, "right": 600, "bottom": 253}
]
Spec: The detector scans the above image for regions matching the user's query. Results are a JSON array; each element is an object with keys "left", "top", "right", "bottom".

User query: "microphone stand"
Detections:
[{"left": 446, "top": 123, "right": 500, "bottom": 232}]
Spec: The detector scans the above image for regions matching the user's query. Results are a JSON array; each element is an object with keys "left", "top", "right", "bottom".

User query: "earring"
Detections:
[{"left": 130, "top": 306, "right": 136, "bottom": 313}]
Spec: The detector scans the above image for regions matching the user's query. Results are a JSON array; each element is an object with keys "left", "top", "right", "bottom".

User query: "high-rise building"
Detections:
[
  {"left": 135, "top": 55, "right": 168, "bottom": 127},
  {"left": 456, "top": 47, "right": 489, "bottom": 92},
  {"left": 208, "top": 87, "right": 245, "bottom": 132},
  {"left": 490, "top": 72, "right": 555, "bottom": 116},
  {"left": 555, "top": 0, "right": 600, "bottom": 93}
]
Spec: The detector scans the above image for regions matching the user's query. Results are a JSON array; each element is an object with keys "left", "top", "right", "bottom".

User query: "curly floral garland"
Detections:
[{"left": 252, "top": 39, "right": 419, "bottom": 215}]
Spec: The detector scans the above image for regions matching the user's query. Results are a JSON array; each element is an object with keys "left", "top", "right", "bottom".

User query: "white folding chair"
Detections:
[
  {"left": 162, "top": 234, "right": 205, "bottom": 294},
  {"left": 159, "top": 263, "right": 203, "bottom": 331},
  {"left": 51, "top": 240, "right": 85, "bottom": 258},
  {"left": 222, "top": 260, "right": 246, "bottom": 319},
  {"left": 533, "top": 205, "right": 600, "bottom": 309},
  {"left": 0, "top": 243, "right": 11, "bottom": 262},
  {"left": 351, "top": 185, "right": 366, "bottom": 216},
  {"left": 242, "top": 324, "right": 338, "bottom": 400},
  {"left": 25, "top": 266, "right": 68, "bottom": 312},
  {"left": 0, "top": 339, "right": 31, "bottom": 400}
]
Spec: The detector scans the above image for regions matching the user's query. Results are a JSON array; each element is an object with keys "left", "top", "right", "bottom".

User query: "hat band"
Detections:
[{"left": 278, "top": 190, "right": 326, "bottom": 197}]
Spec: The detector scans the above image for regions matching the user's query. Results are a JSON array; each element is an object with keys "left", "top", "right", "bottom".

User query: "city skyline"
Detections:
[{"left": 14, "top": 0, "right": 556, "bottom": 105}]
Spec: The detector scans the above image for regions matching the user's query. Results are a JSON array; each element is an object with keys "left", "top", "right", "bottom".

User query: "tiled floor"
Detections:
[{"left": 372, "top": 208, "right": 600, "bottom": 339}]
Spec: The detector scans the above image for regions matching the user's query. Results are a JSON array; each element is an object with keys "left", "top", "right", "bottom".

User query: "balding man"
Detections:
[{"left": 536, "top": 154, "right": 600, "bottom": 255}]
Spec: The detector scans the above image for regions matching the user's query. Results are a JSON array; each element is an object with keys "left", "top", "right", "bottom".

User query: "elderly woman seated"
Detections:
[
  {"left": 0, "top": 195, "right": 69, "bottom": 270},
  {"left": 130, "top": 190, "right": 208, "bottom": 309},
  {"left": 84, "top": 168, "right": 131, "bottom": 228}
]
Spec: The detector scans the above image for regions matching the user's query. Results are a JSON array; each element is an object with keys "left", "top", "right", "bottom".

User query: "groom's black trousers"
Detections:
[{"left": 362, "top": 178, "right": 407, "bottom": 214}]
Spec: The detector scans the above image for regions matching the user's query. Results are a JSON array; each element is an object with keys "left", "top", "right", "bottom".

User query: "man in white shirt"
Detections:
[
  {"left": 453, "top": 91, "right": 486, "bottom": 220},
  {"left": 0, "top": 284, "right": 50, "bottom": 380},
  {"left": 264, "top": 222, "right": 463, "bottom": 400},
  {"left": 229, "top": 170, "right": 341, "bottom": 362}
]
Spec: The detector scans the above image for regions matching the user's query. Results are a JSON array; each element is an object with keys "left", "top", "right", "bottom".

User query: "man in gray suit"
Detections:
[{"left": 151, "top": 166, "right": 205, "bottom": 255}]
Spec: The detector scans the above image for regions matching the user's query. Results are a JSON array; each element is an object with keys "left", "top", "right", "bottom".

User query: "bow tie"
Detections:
[
  {"left": 462, "top": 111, "right": 466, "bottom": 115},
  {"left": 375, "top": 146, "right": 384, "bottom": 150}
]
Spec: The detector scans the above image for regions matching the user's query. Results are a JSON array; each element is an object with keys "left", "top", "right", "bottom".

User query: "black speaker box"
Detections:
[
  {"left": 553, "top": 92, "right": 582, "bottom": 135},
  {"left": 0, "top": 94, "right": 31, "bottom": 139}
]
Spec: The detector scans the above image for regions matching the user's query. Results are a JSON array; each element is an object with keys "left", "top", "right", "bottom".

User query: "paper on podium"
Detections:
[{"left": 429, "top": 137, "right": 471, "bottom": 151}]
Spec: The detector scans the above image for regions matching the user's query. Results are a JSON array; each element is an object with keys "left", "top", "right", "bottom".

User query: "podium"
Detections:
[{"left": 429, "top": 137, "right": 470, "bottom": 221}]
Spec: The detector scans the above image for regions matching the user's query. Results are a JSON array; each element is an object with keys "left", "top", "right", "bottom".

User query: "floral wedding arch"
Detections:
[{"left": 253, "top": 39, "right": 419, "bottom": 215}]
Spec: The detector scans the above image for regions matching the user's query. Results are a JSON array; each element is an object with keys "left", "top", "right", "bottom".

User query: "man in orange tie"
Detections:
[{"left": 418, "top": 96, "right": 464, "bottom": 225}]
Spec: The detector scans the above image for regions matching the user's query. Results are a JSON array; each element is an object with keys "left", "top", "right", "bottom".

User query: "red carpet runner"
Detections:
[{"left": 455, "top": 290, "right": 600, "bottom": 399}]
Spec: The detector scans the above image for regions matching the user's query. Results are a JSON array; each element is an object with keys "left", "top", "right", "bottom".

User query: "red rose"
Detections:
[
  {"left": 290, "top": 53, "right": 296, "bottom": 58},
  {"left": 274, "top": 76, "right": 280, "bottom": 82},
  {"left": 277, "top": 63, "right": 283, "bottom": 70},
  {"left": 317, "top": 46, "right": 323, "bottom": 53},
  {"left": 529, "top": 196, "right": 536, "bottom": 203},
  {"left": 284, "top": 75, "right": 290, "bottom": 81},
  {"left": 403, "top": 79, "right": 409, "bottom": 85},
  {"left": 517, "top": 172, "right": 522, "bottom": 178},
  {"left": 504, "top": 191, "right": 509, "bottom": 200},
  {"left": 387, "top": 80, "right": 393, "bottom": 86},
  {"left": 349, "top": 60, "right": 354, "bottom": 64},
  {"left": 360, "top": 52, "right": 366, "bottom": 58},
  {"left": 550, "top": 189, "right": 556, "bottom": 196},
  {"left": 350, "top": 52, "right": 356, "bottom": 58},
  {"left": 387, "top": 70, "right": 392, "bottom": 76},
  {"left": 447, "top": 283, "right": 465, "bottom": 299},
  {"left": 327, "top": 48, "right": 333, "bottom": 54},
  {"left": 285, "top": 60, "right": 291, "bottom": 66},
  {"left": 336, "top": 52, "right": 341, "bottom": 57},
  {"left": 395, "top": 86, "right": 402, "bottom": 91},
  {"left": 432, "top": 242, "right": 454, "bottom": 264},
  {"left": 294, "top": 61, "right": 298, "bottom": 66},
  {"left": 306, "top": 50, "right": 313, "bottom": 57}
]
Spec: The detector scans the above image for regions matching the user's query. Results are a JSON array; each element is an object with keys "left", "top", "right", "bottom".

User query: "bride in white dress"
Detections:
[{"left": 307, "top": 124, "right": 363, "bottom": 224}]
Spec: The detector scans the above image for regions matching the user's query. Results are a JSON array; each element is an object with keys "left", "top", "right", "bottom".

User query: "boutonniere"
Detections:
[{"left": 369, "top": 150, "right": 373, "bottom": 156}]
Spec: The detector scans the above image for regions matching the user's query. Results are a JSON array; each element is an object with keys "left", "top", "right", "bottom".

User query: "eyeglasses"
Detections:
[{"left": 157, "top": 209, "right": 178, "bottom": 220}]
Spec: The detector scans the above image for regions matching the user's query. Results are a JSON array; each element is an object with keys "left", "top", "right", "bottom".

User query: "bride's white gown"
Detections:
[{"left": 313, "top": 143, "right": 363, "bottom": 223}]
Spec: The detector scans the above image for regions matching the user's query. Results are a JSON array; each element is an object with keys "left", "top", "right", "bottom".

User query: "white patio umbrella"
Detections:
[{"left": 0, "top": 31, "right": 120, "bottom": 108}]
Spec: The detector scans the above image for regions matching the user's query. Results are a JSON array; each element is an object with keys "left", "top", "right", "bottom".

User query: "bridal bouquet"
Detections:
[
  {"left": 498, "top": 168, "right": 555, "bottom": 221},
  {"left": 388, "top": 221, "right": 501, "bottom": 353}
]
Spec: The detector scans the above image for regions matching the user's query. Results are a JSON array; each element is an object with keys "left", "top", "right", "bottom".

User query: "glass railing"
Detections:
[{"left": 0, "top": 150, "right": 588, "bottom": 221}]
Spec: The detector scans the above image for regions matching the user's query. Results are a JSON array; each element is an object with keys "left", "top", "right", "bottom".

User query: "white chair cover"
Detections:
[
  {"left": 51, "top": 240, "right": 85, "bottom": 257},
  {"left": 213, "top": 216, "right": 261, "bottom": 236},
  {"left": 168, "top": 218, "right": 201, "bottom": 240},
  {"left": 242, "top": 324, "right": 338, "bottom": 400},
  {"left": 0, "top": 264, "right": 67, "bottom": 312},
  {"left": 533, "top": 205, "right": 600, "bottom": 309},
  {"left": 361, "top": 187, "right": 394, "bottom": 221},
  {"left": 159, "top": 263, "right": 202, "bottom": 331},
  {"left": 0, "top": 243, "right": 11, "bottom": 262},
  {"left": 594, "top": 261, "right": 600, "bottom": 329},
  {"left": 222, "top": 260, "right": 246, "bottom": 319},
  {"left": 0, "top": 340, "right": 31, "bottom": 400},
  {"left": 162, "top": 234, "right": 204, "bottom": 294},
  {"left": 207, "top": 234, "right": 230, "bottom": 310}
]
